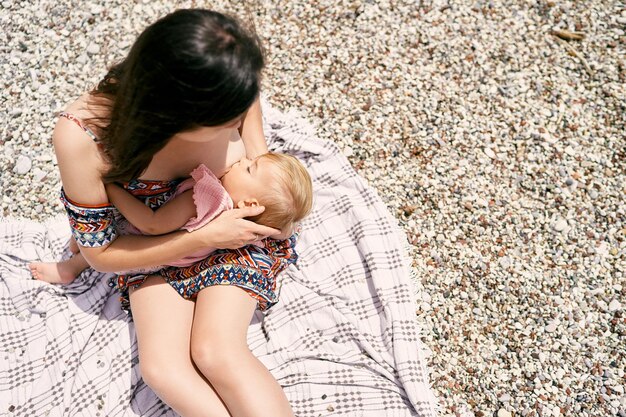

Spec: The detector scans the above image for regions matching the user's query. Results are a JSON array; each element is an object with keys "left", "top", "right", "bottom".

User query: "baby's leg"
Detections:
[
  {"left": 191, "top": 285, "right": 294, "bottom": 417},
  {"left": 68, "top": 236, "right": 79, "bottom": 254},
  {"left": 29, "top": 253, "right": 90, "bottom": 284}
]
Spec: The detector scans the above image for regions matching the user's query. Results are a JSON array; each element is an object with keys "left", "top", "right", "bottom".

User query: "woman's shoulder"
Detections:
[
  {"left": 53, "top": 93, "right": 110, "bottom": 203},
  {"left": 60, "top": 93, "right": 109, "bottom": 132},
  {"left": 54, "top": 94, "right": 104, "bottom": 156}
]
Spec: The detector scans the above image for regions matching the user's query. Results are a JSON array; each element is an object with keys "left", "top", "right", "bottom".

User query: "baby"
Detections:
[{"left": 30, "top": 152, "right": 313, "bottom": 283}]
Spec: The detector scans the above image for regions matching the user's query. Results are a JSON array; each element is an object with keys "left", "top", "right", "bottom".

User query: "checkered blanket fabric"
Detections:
[{"left": 0, "top": 103, "right": 439, "bottom": 416}]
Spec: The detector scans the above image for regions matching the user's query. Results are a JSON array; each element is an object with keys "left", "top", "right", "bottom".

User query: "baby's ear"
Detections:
[{"left": 236, "top": 198, "right": 259, "bottom": 209}]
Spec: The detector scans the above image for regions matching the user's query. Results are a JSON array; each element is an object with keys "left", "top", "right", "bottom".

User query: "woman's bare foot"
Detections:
[{"left": 29, "top": 254, "right": 89, "bottom": 284}]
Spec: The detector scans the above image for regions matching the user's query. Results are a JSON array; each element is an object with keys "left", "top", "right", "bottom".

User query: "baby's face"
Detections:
[{"left": 220, "top": 155, "right": 278, "bottom": 206}]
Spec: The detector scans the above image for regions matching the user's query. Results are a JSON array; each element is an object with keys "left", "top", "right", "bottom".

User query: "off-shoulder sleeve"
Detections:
[{"left": 60, "top": 189, "right": 118, "bottom": 247}]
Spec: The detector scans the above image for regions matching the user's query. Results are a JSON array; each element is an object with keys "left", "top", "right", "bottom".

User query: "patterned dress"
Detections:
[{"left": 58, "top": 112, "right": 297, "bottom": 312}]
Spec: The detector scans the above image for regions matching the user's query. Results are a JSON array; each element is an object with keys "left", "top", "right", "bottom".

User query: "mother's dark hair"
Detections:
[{"left": 90, "top": 9, "right": 264, "bottom": 183}]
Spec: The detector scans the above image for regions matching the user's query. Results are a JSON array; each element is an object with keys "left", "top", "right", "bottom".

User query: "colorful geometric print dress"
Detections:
[{"left": 58, "top": 112, "right": 298, "bottom": 312}]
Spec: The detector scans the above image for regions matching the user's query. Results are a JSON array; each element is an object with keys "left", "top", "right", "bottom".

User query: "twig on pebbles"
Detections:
[
  {"left": 552, "top": 36, "right": 594, "bottom": 77},
  {"left": 550, "top": 29, "right": 585, "bottom": 41}
]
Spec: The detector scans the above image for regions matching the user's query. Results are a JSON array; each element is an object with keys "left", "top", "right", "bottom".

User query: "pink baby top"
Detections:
[{"left": 117, "top": 164, "right": 234, "bottom": 268}]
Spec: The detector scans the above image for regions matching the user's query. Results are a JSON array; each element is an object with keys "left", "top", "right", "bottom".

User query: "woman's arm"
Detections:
[
  {"left": 239, "top": 97, "right": 268, "bottom": 158},
  {"left": 54, "top": 113, "right": 280, "bottom": 273},
  {"left": 105, "top": 183, "right": 196, "bottom": 235},
  {"left": 82, "top": 206, "right": 278, "bottom": 272}
]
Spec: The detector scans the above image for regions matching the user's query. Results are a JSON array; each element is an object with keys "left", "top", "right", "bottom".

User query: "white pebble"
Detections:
[
  {"left": 484, "top": 148, "right": 496, "bottom": 159},
  {"left": 552, "top": 218, "right": 568, "bottom": 232},
  {"left": 608, "top": 299, "right": 621, "bottom": 312},
  {"left": 13, "top": 155, "right": 32, "bottom": 175},
  {"left": 86, "top": 44, "right": 101, "bottom": 55},
  {"left": 545, "top": 322, "right": 558, "bottom": 333},
  {"left": 32, "top": 168, "right": 46, "bottom": 182}
]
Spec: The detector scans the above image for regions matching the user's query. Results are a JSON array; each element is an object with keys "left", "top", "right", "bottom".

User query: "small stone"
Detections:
[
  {"left": 545, "top": 322, "right": 558, "bottom": 332},
  {"left": 597, "top": 300, "right": 609, "bottom": 312},
  {"left": 497, "top": 409, "right": 512, "bottom": 417},
  {"left": 499, "top": 393, "right": 511, "bottom": 402},
  {"left": 552, "top": 218, "right": 568, "bottom": 232},
  {"left": 9, "top": 108, "right": 22, "bottom": 117},
  {"left": 499, "top": 256, "right": 512, "bottom": 269},
  {"left": 13, "top": 155, "right": 32, "bottom": 175},
  {"left": 32, "top": 168, "right": 47, "bottom": 182},
  {"left": 86, "top": 43, "right": 101, "bottom": 55},
  {"left": 484, "top": 148, "right": 496, "bottom": 159},
  {"left": 608, "top": 299, "right": 621, "bottom": 312},
  {"left": 588, "top": 189, "right": 598, "bottom": 199}
]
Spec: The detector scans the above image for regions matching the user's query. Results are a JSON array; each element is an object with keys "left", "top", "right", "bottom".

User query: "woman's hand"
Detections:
[{"left": 197, "top": 205, "right": 281, "bottom": 249}]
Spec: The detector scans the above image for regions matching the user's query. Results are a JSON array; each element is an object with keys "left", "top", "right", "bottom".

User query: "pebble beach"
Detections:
[{"left": 1, "top": 1, "right": 624, "bottom": 416}]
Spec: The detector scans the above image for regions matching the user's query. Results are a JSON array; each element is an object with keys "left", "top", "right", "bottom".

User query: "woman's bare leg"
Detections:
[
  {"left": 30, "top": 253, "right": 89, "bottom": 284},
  {"left": 129, "top": 275, "right": 231, "bottom": 417},
  {"left": 191, "top": 285, "right": 294, "bottom": 417}
]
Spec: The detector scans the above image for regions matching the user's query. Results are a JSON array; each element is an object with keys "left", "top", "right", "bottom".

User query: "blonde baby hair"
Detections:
[{"left": 248, "top": 152, "right": 313, "bottom": 233}]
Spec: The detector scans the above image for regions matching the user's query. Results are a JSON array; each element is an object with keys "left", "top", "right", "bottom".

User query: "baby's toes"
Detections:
[{"left": 29, "top": 263, "right": 42, "bottom": 280}]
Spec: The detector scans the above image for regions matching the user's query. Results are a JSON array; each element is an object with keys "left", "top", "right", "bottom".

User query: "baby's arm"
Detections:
[{"left": 105, "top": 184, "right": 196, "bottom": 235}]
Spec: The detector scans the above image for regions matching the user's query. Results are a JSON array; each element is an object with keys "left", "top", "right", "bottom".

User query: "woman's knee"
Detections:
[
  {"left": 191, "top": 338, "right": 247, "bottom": 380},
  {"left": 139, "top": 356, "right": 182, "bottom": 392}
]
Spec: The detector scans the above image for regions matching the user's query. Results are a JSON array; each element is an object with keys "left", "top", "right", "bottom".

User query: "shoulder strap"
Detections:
[{"left": 59, "top": 111, "right": 99, "bottom": 142}]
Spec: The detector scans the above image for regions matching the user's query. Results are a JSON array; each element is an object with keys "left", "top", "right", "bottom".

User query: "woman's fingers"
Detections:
[
  {"left": 199, "top": 206, "right": 282, "bottom": 248},
  {"left": 228, "top": 206, "right": 280, "bottom": 238},
  {"left": 248, "top": 222, "right": 281, "bottom": 239}
]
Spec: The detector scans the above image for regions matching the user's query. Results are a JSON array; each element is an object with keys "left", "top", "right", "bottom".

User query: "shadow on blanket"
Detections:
[{"left": 0, "top": 104, "right": 438, "bottom": 417}]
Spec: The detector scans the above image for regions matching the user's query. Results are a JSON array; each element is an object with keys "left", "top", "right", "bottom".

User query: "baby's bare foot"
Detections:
[{"left": 29, "top": 262, "right": 77, "bottom": 284}]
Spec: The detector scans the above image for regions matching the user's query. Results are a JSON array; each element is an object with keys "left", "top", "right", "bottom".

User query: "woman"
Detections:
[{"left": 54, "top": 9, "right": 294, "bottom": 417}]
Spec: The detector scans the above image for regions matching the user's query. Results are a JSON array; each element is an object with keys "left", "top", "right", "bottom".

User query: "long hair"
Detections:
[{"left": 88, "top": 9, "right": 264, "bottom": 183}]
